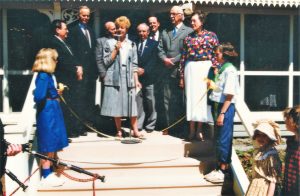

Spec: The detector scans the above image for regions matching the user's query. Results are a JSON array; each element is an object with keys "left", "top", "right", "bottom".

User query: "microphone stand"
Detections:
[
  {"left": 121, "top": 39, "right": 141, "bottom": 144},
  {"left": 21, "top": 142, "right": 105, "bottom": 182}
]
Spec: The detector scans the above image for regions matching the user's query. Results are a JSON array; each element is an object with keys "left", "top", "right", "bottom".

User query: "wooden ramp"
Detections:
[{"left": 35, "top": 131, "right": 222, "bottom": 196}]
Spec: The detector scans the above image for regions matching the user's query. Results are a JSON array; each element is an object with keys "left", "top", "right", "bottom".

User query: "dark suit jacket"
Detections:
[
  {"left": 158, "top": 24, "right": 193, "bottom": 78},
  {"left": 137, "top": 38, "right": 159, "bottom": 85},
  {"left": 67, "top": 23, "right": 97, "bottom": 79},
  {"left": 47, "top": 36, "right": 78, "bottom": 85}
]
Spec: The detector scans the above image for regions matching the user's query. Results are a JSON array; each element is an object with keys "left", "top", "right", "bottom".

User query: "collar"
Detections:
[
  {"left": 79, "top": 23, "right": 87, "bottom": 29},
  {"left": 175, "top": 22, "right": 183, "bottom": 30},
  {"left": 55, "top": 35, "right": 65, "bottom": 43}
]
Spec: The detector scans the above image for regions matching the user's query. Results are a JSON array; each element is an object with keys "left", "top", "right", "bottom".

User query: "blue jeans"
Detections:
[{"left": 212, "top": 103, "right": 235, "bottom": 164}]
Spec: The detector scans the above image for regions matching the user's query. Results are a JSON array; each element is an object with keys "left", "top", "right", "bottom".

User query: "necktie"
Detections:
[
  {"left": 83, "top": 27, "right": 91, "bottom": 48},
  {"left": 138, "top": 41, "right": 144, "bottom": 56},
  {"left": 172, "top": 27, "right": 177, "bottom": 37}
]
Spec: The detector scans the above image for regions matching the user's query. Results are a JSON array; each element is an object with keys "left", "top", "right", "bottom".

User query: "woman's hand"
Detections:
[
  {"left": 115, "top": 41, "right": 122, "bottom": 51},
  {"left": 136, "top": 81, "right": 142, "bottom": 89},
  {"left": 179, "top": 78, "right": 184, "bottom": 89}
]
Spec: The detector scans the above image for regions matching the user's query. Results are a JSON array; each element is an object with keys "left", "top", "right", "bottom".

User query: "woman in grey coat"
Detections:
[{"left": 101, "top": 16, "right": 142, "bottom": 138}]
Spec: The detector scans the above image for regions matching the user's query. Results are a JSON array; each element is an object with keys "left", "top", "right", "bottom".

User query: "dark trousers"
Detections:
[
  {"left": 137, "top": 84, "right": 157, "bottom": 130},
  {"left": 162, "top": 77, "right": 185, "bottom": 132}
]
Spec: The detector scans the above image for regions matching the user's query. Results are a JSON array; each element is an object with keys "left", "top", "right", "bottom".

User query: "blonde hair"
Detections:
[
  {"left": 252, "top": 119, "right": 281, "bottom": 145},
  {"left": 32, "top": 48, "right": 58, "bottom": 73},
  {"left": 115, "top": 16, "right": 131, "bottom": 29}
]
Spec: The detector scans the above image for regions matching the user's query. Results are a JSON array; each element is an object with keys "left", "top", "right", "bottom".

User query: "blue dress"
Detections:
[{"left": 34, "top": 72, "right": 68, "bottom": 153}]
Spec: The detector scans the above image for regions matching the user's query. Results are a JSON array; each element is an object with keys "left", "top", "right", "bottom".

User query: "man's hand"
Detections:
[
  {"left": 6, "top": 144, "right": 22, "bottom": 156},
  {"left": 76, "top": 66, "right": 83, "bottom": 81},
  {"left": 137, "top": 67, "right": 145, "bottom": 76},
  {"left": 179, "top": 78, "right": 184, "bottom": 89},
  {"left": 163, "top": 58, "right": 175, "bottom": 68}
]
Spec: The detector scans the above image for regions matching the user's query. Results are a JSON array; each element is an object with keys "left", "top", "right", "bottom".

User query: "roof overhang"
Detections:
[{"left": 1, "top": 0, "right": 299, "bottom": 8}]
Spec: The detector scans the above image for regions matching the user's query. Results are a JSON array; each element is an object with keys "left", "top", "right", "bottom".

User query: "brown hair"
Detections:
[
  {"left": 191, "top": 10, "right": 207, "bottom": 24},
  {"left": 115, "top": 16, "right": 131, "bottom": 29},
  {"left": 32, "top": 48, "right": 58, "bottom": 73},
  {"left": 215, "top": 42, "right": 238, "bottom": 62},
  {"left": 283, "top": 105, "right": 300, "bottom": 134}
]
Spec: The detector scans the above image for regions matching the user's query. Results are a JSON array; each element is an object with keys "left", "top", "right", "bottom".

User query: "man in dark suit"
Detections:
[
  {"left": 48, "top": 19, "right": 82, "bottom": 138},
  {"left": 158, "top": 6, "right": 193, "bottom": 135},
  {"left": 136, "top": 23, "right": 158, "bottom": 132},
  {"left": 148, "top": 16, "right": 161, "bottom": 41},
  {"left": 68, "top": 6, "right": 98, "bottom": 136}
]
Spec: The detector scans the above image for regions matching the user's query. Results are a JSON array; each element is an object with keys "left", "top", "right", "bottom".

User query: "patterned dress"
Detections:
[
  {"left": 246, "top": 146, "right": 282, "bottom": 196},
  {"left": 34, "top": 72, "right": 68, "bottom": 153},
  {"left": 179, "top": 30, "right": 219, "bottom": 122}
]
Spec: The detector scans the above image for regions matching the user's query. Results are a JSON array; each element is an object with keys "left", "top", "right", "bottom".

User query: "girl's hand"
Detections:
[
  {"left": 57, "top": 89, "right": 63, "bottom": 96},
  {"left": 7, "top": 144, "right": 22, "bottom": 156},
  {"left": 217, "top": 114, "right": 224, "bottom": 126}
]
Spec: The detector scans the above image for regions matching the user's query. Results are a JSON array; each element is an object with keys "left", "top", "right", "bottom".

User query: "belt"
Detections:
[{"left": 47, "top": 98, "right": 60, "bottom": 101}]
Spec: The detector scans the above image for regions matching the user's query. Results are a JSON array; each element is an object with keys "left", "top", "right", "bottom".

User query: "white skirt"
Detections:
[{"left": 184, "top": 60, "right": 213, "bottom": 122}]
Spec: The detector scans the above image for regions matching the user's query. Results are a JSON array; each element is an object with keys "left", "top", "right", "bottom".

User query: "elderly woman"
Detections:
[
  {"left": 101, "top": 16, "right": 142, "bottom": 138},
  {"left": 179, "top": 11, "right": 219, "bottom": 141}
]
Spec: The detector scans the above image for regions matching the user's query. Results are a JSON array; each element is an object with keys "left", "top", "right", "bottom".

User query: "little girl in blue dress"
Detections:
[{"left": 32, "top": 48, "right": 68, "bottom": 187}]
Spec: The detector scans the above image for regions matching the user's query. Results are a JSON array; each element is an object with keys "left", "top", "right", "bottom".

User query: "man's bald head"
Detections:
[{"left": 104, "top": 21, "right": 116, "bottom": 37}]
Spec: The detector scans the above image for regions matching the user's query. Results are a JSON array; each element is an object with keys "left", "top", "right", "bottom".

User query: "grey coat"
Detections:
[
  {"left": 102, "top": 38, "right": 138, "bottom": 87},
  {"left": 95, "top": 36, "right": 109, "bottom": 79},
  {"left": 158, "top": 24, "right": 193, "bottom": 78}
]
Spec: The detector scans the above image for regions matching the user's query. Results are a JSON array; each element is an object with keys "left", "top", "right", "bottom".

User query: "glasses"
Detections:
[{"left": 170, "top": 13, "right": 182, "bottom": 16}]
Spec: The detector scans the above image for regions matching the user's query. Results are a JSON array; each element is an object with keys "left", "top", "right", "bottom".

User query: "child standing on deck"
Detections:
[
  {"left": 282, "top": 105, "right": 300, "bottom": 195},
  {"left": 204, "top": 42, "right": 239, "bottom": 183},
  {"left": 246, "top": 120, "right": 282, "bottom": 196},
  {"left": 32, "top": 48, "right": 68, "bottom": 187}
]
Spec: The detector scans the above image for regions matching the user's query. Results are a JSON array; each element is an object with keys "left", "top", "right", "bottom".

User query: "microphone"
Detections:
[{"left": 115, "top": 34, "right": 121, "bottom": 41}]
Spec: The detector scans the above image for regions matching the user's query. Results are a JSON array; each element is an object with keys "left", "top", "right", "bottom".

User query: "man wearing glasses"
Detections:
[{"left": 158, "top": 6, "right": 193, "bottom": 135}]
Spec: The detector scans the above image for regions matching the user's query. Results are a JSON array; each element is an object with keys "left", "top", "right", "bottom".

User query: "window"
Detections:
[
  {"left": 7, "top": 9, "right": 50, "bottom": 111},
  {"left": 245, "top": 15, "right": 289, "bottom": 71},
  {"left": 206, "top": 13, "right": 240, "bottom": 68},
  {"left": 294, "top": 15, "right": 299, "bottom": 71},
  {"left": 245, "top": 76, "right": 288, "bottom": 111}
]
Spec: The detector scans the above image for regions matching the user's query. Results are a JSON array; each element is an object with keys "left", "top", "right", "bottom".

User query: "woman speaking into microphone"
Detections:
[{"left": 100, "top": 16, "right": 143, "bottom": 139}]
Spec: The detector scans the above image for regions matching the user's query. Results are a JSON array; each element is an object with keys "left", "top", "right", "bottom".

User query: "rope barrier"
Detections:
[{"left": 60, "top": 86, "right": 211, "bottom": 139}]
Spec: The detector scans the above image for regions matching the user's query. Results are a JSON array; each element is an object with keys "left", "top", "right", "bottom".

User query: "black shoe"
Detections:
[
  {"left": 80, "top": 131, "right": 88, "bottom": 136},
  {"left": 68, "top": 133, "right": 79, "bottom": 138},
  {"left": 97, "top": 133, "right": 102, "bottom": 137},
  {"left": 146, "top": 129, "right": 154, "bottom": 133},
  {"left": 68, "top": 138, "right": 72, "bottom": 143}
]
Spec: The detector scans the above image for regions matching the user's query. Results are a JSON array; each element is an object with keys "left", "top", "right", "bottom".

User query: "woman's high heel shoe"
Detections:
[
  {"left": 115, "top": 131, "right": 123, "bottom": 138},
  {"left": 196, "top": 130, "right": 204, "bottom": 141}
]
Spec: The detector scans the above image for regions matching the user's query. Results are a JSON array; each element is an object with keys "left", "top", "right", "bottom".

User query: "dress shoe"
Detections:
[
  {"left": 68, "top": 133, "right": 79, "bottom": 138},
  {"left": 80, "top": 131, "right": 88, "bottom": 136},
  {"left": 146, "top": 129, "right": 154, "bottom": 133}
]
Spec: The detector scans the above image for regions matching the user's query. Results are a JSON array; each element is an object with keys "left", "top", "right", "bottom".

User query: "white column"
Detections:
[
  {"left": 94, "top": 9, "right": 101, "bottom": 106},
  {"left": 2, "top": 9, "right": 10, "bottom": 113},
  {"left": 240, "top": 14, "right": 245, "bottom": 101},
  {"left": 288, "top": 15, "right": 294, "bottom": 107}
]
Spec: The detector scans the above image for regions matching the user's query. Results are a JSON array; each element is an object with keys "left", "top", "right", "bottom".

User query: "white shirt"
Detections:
[{"left": 209, "top": 65, "right": 240, "bottom": 103}]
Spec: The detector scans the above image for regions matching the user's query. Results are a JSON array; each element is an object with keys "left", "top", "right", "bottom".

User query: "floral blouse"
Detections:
[{"left": 179, "top": 29, "right": 219, "bottom": 79}]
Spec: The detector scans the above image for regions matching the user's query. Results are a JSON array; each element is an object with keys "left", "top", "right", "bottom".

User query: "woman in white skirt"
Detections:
[{"left": 179, "top": 11, "right": 219, "bottom": 141}]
